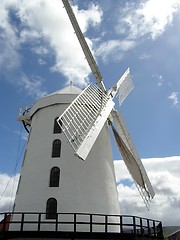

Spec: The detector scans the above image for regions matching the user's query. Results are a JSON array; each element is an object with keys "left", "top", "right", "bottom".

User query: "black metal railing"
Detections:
[{"left": 0, "top": 212, "right": 163, "bottom": 239}]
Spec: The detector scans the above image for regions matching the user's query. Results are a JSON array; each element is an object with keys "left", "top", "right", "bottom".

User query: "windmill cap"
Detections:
[
  {"left": 29, "top": 85, "right": 82, "bottom": 118},
  {"left": 48, "top": 85, "right": 82, "bottom": 95}
]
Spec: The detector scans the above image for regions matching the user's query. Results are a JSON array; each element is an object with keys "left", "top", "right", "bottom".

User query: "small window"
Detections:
[
  {"left": 52, "top": 139, "right": 61, "bottom": 158},
  {"left": 46, "top": 198, "right": 57, "bottom": 219},
  {"left": 54, "top": 117, "right": 62, "bottom": 134},
  {"left": 50, "top": 167, "right": 60, "bottom": 187}
]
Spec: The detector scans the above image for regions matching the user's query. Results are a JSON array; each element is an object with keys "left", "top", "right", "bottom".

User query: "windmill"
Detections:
[
  {"left": 0, "top": 1, "right": 163, "bottom": 238},
  {"left": 58, "top": 0, "right": 155, "bottom": 208}
]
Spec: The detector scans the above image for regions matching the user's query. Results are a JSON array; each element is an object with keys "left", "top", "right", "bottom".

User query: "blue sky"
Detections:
[{"left": 0, "top": 0, "right": 180, "bottom": 226}]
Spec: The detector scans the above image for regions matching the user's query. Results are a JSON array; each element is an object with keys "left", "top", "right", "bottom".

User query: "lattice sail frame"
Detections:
[{"left": 57, "top": 84, "right": 114, "bottom": 160}]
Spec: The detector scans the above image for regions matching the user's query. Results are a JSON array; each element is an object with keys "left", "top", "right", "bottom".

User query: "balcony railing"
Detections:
[{"left": 0, "top": 212, "right": 163, "bottom": 239}]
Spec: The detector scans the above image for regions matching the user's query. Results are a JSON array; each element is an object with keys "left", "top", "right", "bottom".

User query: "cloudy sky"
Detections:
[{"left": 0, "top": 0, "right": 180, "bottom": 227}]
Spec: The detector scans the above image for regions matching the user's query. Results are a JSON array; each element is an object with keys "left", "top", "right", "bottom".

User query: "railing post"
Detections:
[
  {"left": 157, "top": 222, "right": 163, "bottom": 238},
  {"left": 20, "top": 213, "right": 24, "bottom": 232},
  {"left": 153, "top": 220, "right": 156, "bottom": 237},
  {"left": 55, "top": 213, "right": 58, "bottom": 231},
  {"left": 2, "top": 213, "right": 7, "bottom": 232},
  {"left": 133, "top": 216, "right": 136, "bottom": 235},
  {"left": 74, "top": 213, "right": 76, "bottom": 233},
  {"left": 90, "top": 214, "right": 92, "bottom": 233},
  {"left": 120, "top": 216, "right": 123, "bottom": 233},
  {"left": 105, "top": 215, "right": 108, "bottom": 233},
  {"left": 37, "top": 213, "right": 41, "bottom": 231},
  {"left": 147, "top": 219, "right": 150, "bottom": 237},
  {"left": 140, "top": 218, "right": 143, "bottom": 236}
]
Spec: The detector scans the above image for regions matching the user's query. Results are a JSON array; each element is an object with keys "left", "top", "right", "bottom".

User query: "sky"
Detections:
[{"left": 0, "top": 0, "right": 180, "bottom": 227}]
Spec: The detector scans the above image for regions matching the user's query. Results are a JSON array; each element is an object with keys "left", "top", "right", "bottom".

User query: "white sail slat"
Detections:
[{"left": 57, "top": 84, "right": 114, "bottom": 160}]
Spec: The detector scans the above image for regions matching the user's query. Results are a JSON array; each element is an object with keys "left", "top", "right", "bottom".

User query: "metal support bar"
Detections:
[
  {"left": 2, "top": 213, "right": 7, "bottom": 232},
  {"left": 133, "top": 216, "right": 136, "bottom": 235},
  {"left": 90, "top": 215, "right": 92, "bottom": 233},
  {"left": 105, "top": 215, "right": 108, "bottom": 233},
  {"left": 74, "top": 213, "right": 76, "bottom": 233},
  {"left": 37, "top": 213, "right": 41, "bottom": 231},
  {"left": 20, "top": 213, "right": 24, "bottom": 232}
]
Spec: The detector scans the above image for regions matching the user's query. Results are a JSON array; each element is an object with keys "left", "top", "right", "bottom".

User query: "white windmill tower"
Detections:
[{"left": 6, "top": 0, "right": 157, "bottom": 237}]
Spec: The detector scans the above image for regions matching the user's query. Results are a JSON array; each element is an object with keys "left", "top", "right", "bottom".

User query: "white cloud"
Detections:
[
  {"left": 18, "top": 74, "right": 47, "bottom": 99},
  {"left": 116, "top": 0, "right": 180, "bottom": 40},
  {"left": 0, "top": 173, "right": 19, "bottom": 213},
  {"left": 38, "top": 58, "right": 46, "bottom": 65},
  {"left": 0, "top": 1, "right": 21, "bottom": 72},
  {"left": 168, "top": 92, "right": 179, "bottom": 106},
  {"left": 157, "top": 75, "right": 164, "bottom": 87},
  {"left": 114, "top": 156, "right": 180, "bottom": 226},
  {"left": 96, "top": 40, "right": 136, "bottom": 63},
  {"left": 0, "top": 0, "right": 103, "bottom": 89},
  {"left": 152, "top": 74, "right": 165, "bottom": 87},
  {"left": 94, "top": 0, "right": 180, "bottom": 64},
  {"left": 139, "top": 52, "right": 151, "bottom": 60},
  {"left": 31, "top": 46, "right": 49, "bottom": 55},
  {"left": 72, "top": 3, "right": 102, "bottom": 33}
]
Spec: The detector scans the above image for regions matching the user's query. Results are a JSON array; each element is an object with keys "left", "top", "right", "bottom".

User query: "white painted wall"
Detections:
[{"left": 11, "top": 87, "right": 120, "bottom": 232}]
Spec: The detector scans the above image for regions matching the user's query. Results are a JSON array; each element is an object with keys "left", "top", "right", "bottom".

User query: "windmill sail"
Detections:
[
  {"left": 111, "top": 110, "right": 155, "bottom": 206},
  {"left": 112, "top": 125, "right": 145, "bottom": 188},
  {"left": 61, "top": 0, "right": 155, "bottom": 208},
  {"left": 61, "top": 0, "right": 106, "bottom": 91},
  {"left": 57, "top": 84, "right": 114, "bottom": 160},
  {"left": 117, "top": 68, "right": 134, "bottom": 105},
  {"left": 108, "top": 68, "right": 134, "bottom": 105}
]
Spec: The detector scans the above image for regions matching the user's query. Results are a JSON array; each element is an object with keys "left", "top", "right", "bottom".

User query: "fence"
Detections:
[{"left": 0, "top": 212, "right": 163, "bottom": 239}]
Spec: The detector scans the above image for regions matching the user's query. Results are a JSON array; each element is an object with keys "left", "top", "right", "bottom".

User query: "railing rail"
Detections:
[{"left": 0, "top": 212, "right": 163, "bottom": 239}]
